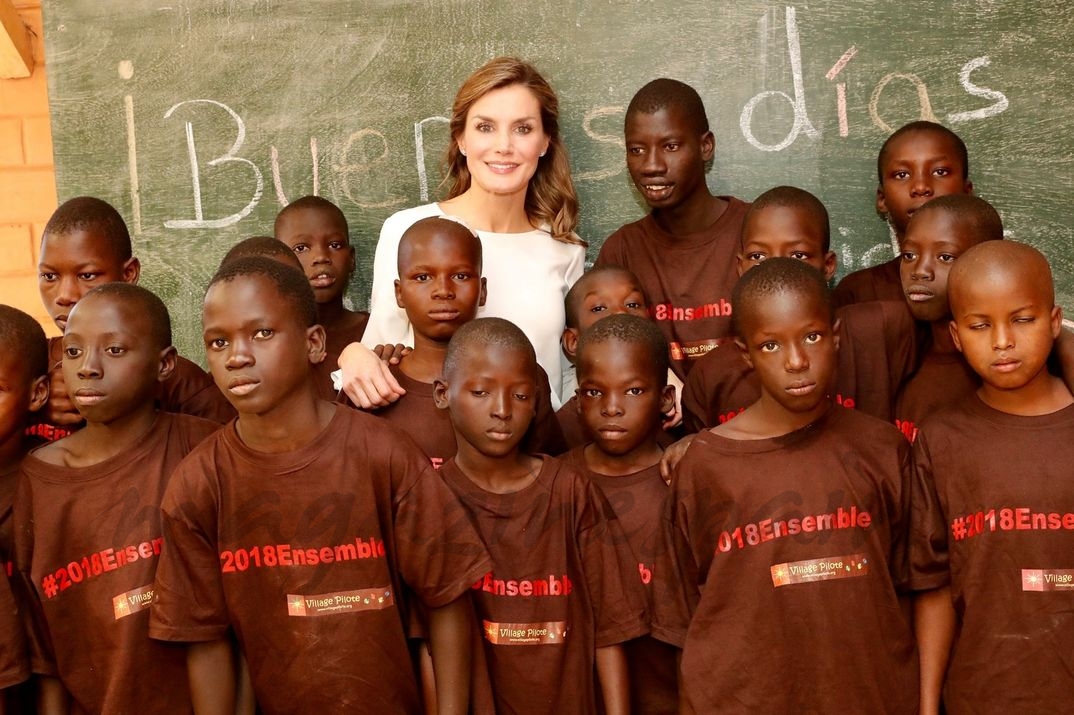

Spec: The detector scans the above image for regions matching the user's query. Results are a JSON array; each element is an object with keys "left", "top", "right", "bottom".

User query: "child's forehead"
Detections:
[
  {"left": 743, "top": 286, "right": 829, "bottom": 327},
  {"left": 625, "top": 104, "right": 697, "bottom": 138},
  {"left": 584, "top": 271, "right": 643, "bottom": 296},
  {"left": 904, "top": 210, "right": 976, "bottom": 248},
  {"left": 41, "top": 228, "right": 126, "bottom": 267},
  {"left": 744, "top": 204, "right": 824, "bottom": 239},
  {"left": 206, "top": 274, "right": 289, "bottom": 316},
  {"left": 278, "top": 206, "right": 347, "bottom": 234},
  {"left": 454, "top": 342, "right": 535, "bottom": 376},
  {"left": 400, "top": 227, "right": 481, "bottom": 268},
  {"left": 883, "top": 129, "right": 963, "bottom": 165},
  {"left": 68, "top": 293, "right": 146, "bottom": 332}
]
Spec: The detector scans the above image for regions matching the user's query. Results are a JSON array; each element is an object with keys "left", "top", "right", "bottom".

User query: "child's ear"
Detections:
[
  {"left": 964, "top": 179, "right": 975, "bottom": 196},
  {"left": 345, "top": 246, "right": 356, "bottom": 278},
  {"left": 28, "top": 374, "right": 49, "bottom": 413},
  {"left": 561, "top": 327, "right": 580, "bottom": 362},
  {"left": 735, "top": 253, "right": 748, "bottom": 278},
  {"left": 823, "top": 251, "right": 838, "bottom": 282},
  {"left": 394, "top": 279, "right": 404, "bottom": 310},
  {"left": 122, "top": 257, "right": 141, "bottom": 285},
  {"left": 306, "top": 325, "right": 327, "bottom": 365},
  {"left": 1050, "top": 305, "right": 1063, "bottom": 339},
  {"left": 478, "top": 277, "right": 488, "bottom": 307},
  {"left": 433, "top": 379, "right": 450, "bottom": 410},
  {"left": 660, "top": 384, "right": 676, "bottom": 416},
  {"left": 734, "top": 337, "right": 753, "bottom": 369},
  {"left": 157, "top": 346, "right": 178, "bottom": 383},
  {"left": 948, "top": 320, "right": 963, "bottom": 353},
  {"left": 875, "top": 186, "right": 889, "bottom": 221},
  {"left": 700, "top": 131, "right": 716, "bottom": 162}
]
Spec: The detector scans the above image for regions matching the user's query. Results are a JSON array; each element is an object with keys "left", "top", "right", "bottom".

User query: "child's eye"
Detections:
[
  {"left": 513, "top": 392, "right": 530, "bottom": 401},
  {"left": 452, "top": 272, "right": 472, "bottom": 281},
  {"left": 582, "top": 388, "right": 602, "bottom": 398},
  {"left": 1014, "top": 315, "right": 1035, "bottom": 324},
  {"left": 77, "top": 272, "right": 100, "bottom": 281},
  {"left": 804, "top": 332, "right": 823, "bottom": 345},
  {"left": 790, "top": 251, "right": 810, "bottom": 261},
  {"left": 63, "top": 347, "right": 82, "bottom": 359},
  {"left": 759, "top": 342, "right": 779, "bottom": 353},
  {"left": 891, "top": 170, "right": 910, "bottom": 180},
  {"left": 745, "top": 252, "right": 766, "bottom": 262},
  {"left": 664, "top": 142, "right": 680, "bottom": 151},
  {"left": 938, "top": 254, "right": 957, "bottom": 263},
  {"left": 469, "top": 390, "right": 488, "bottom": 397},
  {"left": 105, "top": 345, "right": 127, "bottom": 356},
  {"left": 328, "top": 241, "right": 346, "bottom": 250},
  {"left": 254, "top": 329, "right": 274, "bottom": 339},
  {"left": 627, "top": 146, "right": 644, "bottom": 156},
  {"left": 933, "top": 167, "right": 951, "bottom": 177},
  {"left": 968, "top": 322, "right": 989, "bottom": 331},
  {"left": 40, "top": 272, "right": 57, "bottom": 282},
  {"left": 207, "top": 338, "right": 228, "bottom": 350},
  {"left": 900, "top": 251, "right": 917, "bottom": 262},
  {"left": 412, "top": 273, "right": 430, "bottom": 282},
  {"left": 626, "top": 387, "right": 644, "bottom": 396},
  {"left": 589, "top": 304, "right": 607, "bottom": 313},
  {"left": 292, "top": 244, "right": 309, "bottom": 254},
  {"left": 626, "top": 301, "right": 644, "bottom": 310}
]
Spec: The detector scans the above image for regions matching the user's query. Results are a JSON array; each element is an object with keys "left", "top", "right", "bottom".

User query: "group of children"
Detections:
[{"left": 0, "top": 74, "right": 1068, "bottom": 715}]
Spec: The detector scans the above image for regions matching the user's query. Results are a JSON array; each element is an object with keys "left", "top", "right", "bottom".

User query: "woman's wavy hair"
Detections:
[{"left": 442, "top": 57, "right": 582, "bottom": 245}]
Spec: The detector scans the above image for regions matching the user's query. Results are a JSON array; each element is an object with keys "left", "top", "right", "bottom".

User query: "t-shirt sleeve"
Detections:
[
  {"left": 391, "top": 447, "right": 491, "bottom": 609},
  {"left": 887, "top": 437, "right": 914, "bottom": 594},
  {"left": 12, "top": 472, "right": 57, "bottom": 677},
  {"left": 576, "top": 478, "right": 649, "bottom": 647},
  {"left": 650, "top": 476, "right": 699, "bottom": 649},
  {"left": 363, "top": 210, "right": 416, "bottom": 348},
  {"left": 832, "top": 266, "right": 872, "bottom": 309},
  {"left": 0, "top": 568, "right": 28, "bottom": 689},
  {"left": 908, "top": 432, "right": 951, "bottom": 592},
  {"left": 149, "top": 459, "right": 230, "bottom": 642},
  {"left": 594, "top": 231, "right": 625, "bottom": 268},
  {"left": 881, "top": 301, "right": 917, "bottom": 394}
]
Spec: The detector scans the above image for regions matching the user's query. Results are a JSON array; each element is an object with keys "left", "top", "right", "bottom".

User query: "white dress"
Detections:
[{"left": 363, "top": 203, "right": 586, "bottom": 407}]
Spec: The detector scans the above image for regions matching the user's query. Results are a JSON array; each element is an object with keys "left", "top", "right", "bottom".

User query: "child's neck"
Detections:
[
  {"left": 979, "top": 372, "right": 1074, "bottom": 417},
  {"left": 440, "top": 189, "right": 533, "bottom": 234},
  {"left": 317, "top": 299, "right": 362, "bottom": 333},
  {"left": 582, "top": 437, "right": 663, "bottom": 477},
  {"left": 715, "top": 394, "right": 831, "bottom": 440},
  {"left": 652, "top": 191, "right": 727, "bottom": 237},
  {"left": 397, "top": 334, "right": 449, "bottom": 384},
  {"left": 453, "top": 444, "right": 542, "bottom": 495},
  {"left": 235, "top": 385, "right": 335, "bottom": 453},
  {"left": 61, "top": 402, "right": 160, "bottom": 467}
]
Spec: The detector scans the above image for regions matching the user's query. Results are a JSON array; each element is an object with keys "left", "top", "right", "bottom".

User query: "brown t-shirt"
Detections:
[
  {"left": 911, "top": 396, "right": 1074, "bottom": 711},
  {"left": 0, "top": 567, "right": 28, "bottom": 690},
  {"left": 14, "top": 412, "right": 219, "bottom": 714},
  {"left": 27, "top": 338, "right": 235, "bottom": 442},
  {"left": 655, "top": 407, "right": 917, "bottom": 712},
  {"left": 556, "top": 394, "right": 588, "bottom": 451},
  {"left": 832, "top": 256, "right": 905, "bottom": 309},
  {"left": 314, "top": 313, "right": 370, "bottom": 401},
  {"left": 440, "top": 456, "right": 648, "bottom": 715},
  {"left": 370, "top": 362, "right": 566, "bottom": 467},
  {"left": 894, "top": 346, "right": 979, "bottom": 443},
  {"left": 683, "top": 301, "right": 916, "bottom": 431},
  {"left": 150, "top": 406, "right": 492, "bottom": 715},
  {"left": 561, "top": 449, "right": 678, "bottom": 715},
  {"left": 596, "top": 198, "right": 750, "bottom": 380}
]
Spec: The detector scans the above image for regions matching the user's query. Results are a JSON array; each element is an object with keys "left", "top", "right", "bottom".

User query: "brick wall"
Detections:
[{"left": 0, "top": 0, "right": 56, "bottom": 335}]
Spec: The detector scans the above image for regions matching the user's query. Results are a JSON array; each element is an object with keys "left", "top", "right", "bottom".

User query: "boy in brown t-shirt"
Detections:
[
  {"left": 912, "top": 241, "right": 1074, "bottom": 714},
  {"left": 833, "top": 121, "right": 973, "bottom": 308},
  {"left": 433, "top": 318, "right": 648, "bottom": 715},
  {"left": 561, "top": 314, "right": 678, "bottom": 714},
  {"left": 150, "top": 257, "right": 491, "bottom": 714},
  {"left": 275, "top": 196, "right": 369, "bottom": 399},
  {"left": 682, "top": 186, "right": 915, "bottom": 431},
  {"left": 0, "top": 306, "right": 48, "bottom": 709},
  {"left": 14, "top": 283, "right": 221, "bottom": 713},
  {"left": 596, "top": 78, "right": 749, "bottom": 380},
  {"left": 34, "top": 196, "right": 234, "bottom": 441},
  {"left": 656, "top": 259, "right": 917, "bottom": 712},
  {"left": 369, "top": 216, "right": 563, "bottom": 465},
  {"left": 557, "top": 266, "right": 652, "bottom": 448}
]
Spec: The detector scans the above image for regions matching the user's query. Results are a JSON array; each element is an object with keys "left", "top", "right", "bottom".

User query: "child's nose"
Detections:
[
  {"left": 76, "top": 350, "right": 102, "bottom": 379},
  {"left": 56, "top": 276, "right": 79, "bottom": 306},
  {"left": 785, "top": 344, "right": 810, "bottom": 372}
]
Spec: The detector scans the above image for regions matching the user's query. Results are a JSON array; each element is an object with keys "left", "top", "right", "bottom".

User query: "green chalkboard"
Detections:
[{"left": 41, "top": 0, "right": 1074, "bottom": 360}]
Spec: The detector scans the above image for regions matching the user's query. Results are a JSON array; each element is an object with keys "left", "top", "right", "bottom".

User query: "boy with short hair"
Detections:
[
  {"left": 596, "top": 78, "right": 750, "bottom": 380},
  {"left": 221, "top": 234, "right": 304, "bottom": 270},
  {"left": 0, "top": 305, "right": 48, "bottom": 709},
  {"left": 275, "top": 196, "right": 369, "bottom": 399},
  {"left": 682, "top": 186, "right": 915, "bottom": 431},
  {"left": 150, "top": 256, "right": 490, "bottom": 714},
  {"left": 433, "top": 318, "right": 648, "bottom": 715},
  {"left": 34, "top": 196, "right": 234, "bottom": 439},
  {"left": 656, "top": 258, "right": 917, "bottom": 712},
  {"left": 372, "top": 216, "right": 564, "bottom": 465},
  {"left": 834, "top": 121, "right": 973, "bottom": 308},
  {"left": 14, "top": 283, "right": 221, "bottom": 713},
  {"left": 911, "top": 241, "right": 1074, "bottom": 713},
  {"left": 562, "top": 314, "right": 678, "bottom": 713},
  {"left": 893, "top": 194, "right": 1003, "bottom": 441},
  {"left": 557, "top": 266, "right": 652, "bottom": 447}
]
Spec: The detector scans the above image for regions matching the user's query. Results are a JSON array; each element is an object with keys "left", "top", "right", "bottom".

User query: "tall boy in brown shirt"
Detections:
[
  {"left": 15, "top": 283, "right": 221, "bottom": 713},
  {"left": 656, "top": 259, "right": 917, "bottom": 712},
  {"left": 34, "top": 196, "right": 233, "bottom": 440},
  {"left": 150, "top": 257, "right": 490, "bottom": 714},
  {"left": 434, "top": 318, "right": 648, "bottom": 715},
  {"left": 597, "top": 78, "right": 749, "bottom": 380},
  {"left": 912, "top": 241, "right": 1074, "bottom": 714}
]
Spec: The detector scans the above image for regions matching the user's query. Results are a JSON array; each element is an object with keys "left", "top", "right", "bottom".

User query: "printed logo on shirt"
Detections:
[
  {"left": 950, "top": 507, "right": 1074, "bottom": 542},
  {"left": 669, "top": 337, "right": 736, "bottom": 362},
  {"left": 472, "top": 572, "right": 573, "bottom": 598},
  {"left": 1021, "top": 569, "right": 1074, "bottom": 592},
  {"left": 286, "top": 587, "right": 394, "bottom": 617},
  {"left": 219, "top": 536, "right": 386, "bottom": 573},
  {"left": 715, "top": 505, "right": 873, "bottom": 556},
  {"left": 24, "top": 423, "right": 73, "bottom": 442},
  {"left": 112, "top": 584, "right": 154, "bottom": 620},
  {"left": 483, "top": 620, "right": 568, "bottom": 646},
  {"left": 40, "top": 537, "right": 163, "bottom": 600},
  {"left": 770, "top": 554, "right": 870, "bottom": 588},
  {"left": 651, "top": 299, "right": 732, "bottom": 323},
  {"left": 895, "top": 418, "right": 918, "bottom": 443}
]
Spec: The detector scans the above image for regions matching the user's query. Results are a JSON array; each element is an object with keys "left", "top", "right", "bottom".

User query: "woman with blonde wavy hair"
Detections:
[{"left": 339, "top": 56, "right": 586, "bottom": 408}]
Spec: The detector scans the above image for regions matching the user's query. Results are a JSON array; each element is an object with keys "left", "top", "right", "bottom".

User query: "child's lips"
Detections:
[
  {"left": 310, "top": 272, "right": 336, "bottom": 288},
  {"left": 227, "top": 377, "right": 260, "bottom": 396},
  {"left": 72, "top": 388, "right": 105, "bottom": 405},
  {"left": 597, "top": 425, "right": 629, "bottom": 439},
  {"left": 785, "top": 380, "right": 816, "bottom": 396},
  {"left": 992, "top": 357, "right": 1021, "bottom": 373},
  {"left": 428, "top": 309, "right": 461, "bottom": 321},
  {"left": 905, "top": 286, "right": 935, "bottom": 302},
  {"left": 641, "top": 183, "right": 673, "bottom": 200}
]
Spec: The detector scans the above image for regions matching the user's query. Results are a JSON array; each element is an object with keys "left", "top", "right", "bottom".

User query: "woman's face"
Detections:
[{"left": 457, "top": 84, "right": 550, "bottom": 199}]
